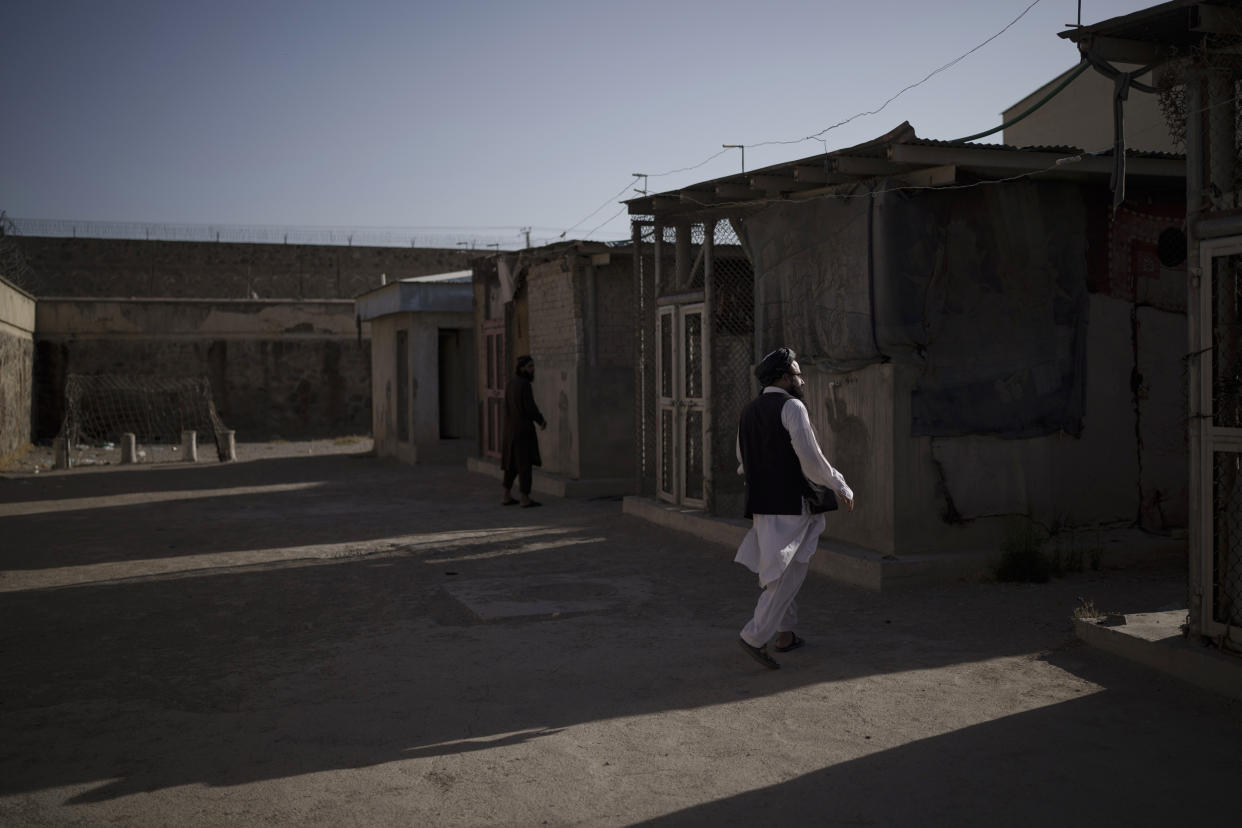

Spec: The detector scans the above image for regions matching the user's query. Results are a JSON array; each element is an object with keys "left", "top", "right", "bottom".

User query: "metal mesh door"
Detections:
[{"left": 1209, "top": 251, "right": 1242, "bottom": 629}]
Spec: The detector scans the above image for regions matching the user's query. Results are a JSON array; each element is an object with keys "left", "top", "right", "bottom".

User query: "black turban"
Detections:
[
  {"left": 755, "top": 347, "right": 796, "bottom": 387},
  {"left": 516, "top": 355, "right": 533, "bottom": 371}
]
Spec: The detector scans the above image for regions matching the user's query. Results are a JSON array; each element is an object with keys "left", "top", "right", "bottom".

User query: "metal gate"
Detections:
[
  {"left": 634, "top": 216, "right": 755, "bottom": 515},
  {"left": 1195, "top": 237, "right": 1242, "bottom": 648}
]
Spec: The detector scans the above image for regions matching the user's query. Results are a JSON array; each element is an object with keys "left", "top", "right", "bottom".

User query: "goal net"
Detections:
[{"left": 57, "top": 374, "right": 232, "bottom": 459}]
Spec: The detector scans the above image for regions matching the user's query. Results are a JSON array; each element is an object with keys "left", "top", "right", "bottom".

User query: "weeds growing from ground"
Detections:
[
  {"left": 1072, "top": 597, "right": 1104, "bottom": 620},
  {"left": 995, "top": 519, "right": 1105, "bottom": 583}
]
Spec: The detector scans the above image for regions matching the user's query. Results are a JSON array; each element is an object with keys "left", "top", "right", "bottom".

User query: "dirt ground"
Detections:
[{"left": 1, "top": 441, "right": 1239, "bottom": 827}]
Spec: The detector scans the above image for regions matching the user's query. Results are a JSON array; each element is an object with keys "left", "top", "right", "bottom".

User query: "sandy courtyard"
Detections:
[{"left": 1, "top": 442, "right": 1239, "bottom": 826}]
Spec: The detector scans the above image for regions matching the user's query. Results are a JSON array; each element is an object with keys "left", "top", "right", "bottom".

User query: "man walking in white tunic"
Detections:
[{"left": 736, "top": 347, "right": 854, "bottom": 670}]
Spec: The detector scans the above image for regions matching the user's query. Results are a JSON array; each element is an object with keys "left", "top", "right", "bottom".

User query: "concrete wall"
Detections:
[
  {"left": 370, "top": 311, "right": 476, "bottom": 464},
  {"left": 0, "top": 277, "right": 36, "bottom": 461},
  {"left": 34, "top": 298, "right": 370, "bottom": 441},
  {"left": 804, "top": 363, "right": 897, "bottom": 554},
  {"left": 805, "top": 291, "right": 1189, "bottom": 558},
  {"left": 11, "top": 237, "right": 477, "bottom": 299},
  {"left": 1004, "top": 63, "right": 1178, "bottom": 153},
  {"left": 771, "top": 183, "right": 1188, "bottom": 559}
]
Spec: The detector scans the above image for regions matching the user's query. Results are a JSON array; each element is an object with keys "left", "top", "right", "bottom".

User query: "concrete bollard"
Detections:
[
  {"left": 52, "top": 437, "right": 70, "bottom": 470},
  {"left": 218, "top": 430, "right": 236, "bottom": 462},
  {"left": 181, "top": 430, "right": 198, "bottom": 462},
  {"left": 121, "top": 433, "right": 137, "bottom": 464}
]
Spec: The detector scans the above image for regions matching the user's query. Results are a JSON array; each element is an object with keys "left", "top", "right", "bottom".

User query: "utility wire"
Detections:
[
  {"left": 751, "top": 0, "right": 1045, "bottom": 148},
  {"left": 559, "top": 177, "right": 640, "bottom": 239},
  {"left": 647, "top": 147, "right": 733, "bottom": 179},
  {"left": 582, "top": 205, "right": 629, "bottom": 241},
  {"left": 558, "top": 0, "right": 1048, "bottom": 238}
]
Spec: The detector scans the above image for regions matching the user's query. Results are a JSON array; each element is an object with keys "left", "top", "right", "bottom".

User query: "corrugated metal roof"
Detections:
[
  {"left": 626, "top": 121, "right": 1185, "bottom": 219},
  {"left": 907, "top": 135, "right": 1183, "bottom": 160},
  {"left": 1060, "top": 0, "right": 1211, "bottom": 47}
]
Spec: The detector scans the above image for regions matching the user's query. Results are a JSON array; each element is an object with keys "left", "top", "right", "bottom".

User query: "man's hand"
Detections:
[{"left": 845, "top": 497, "right": 855, "bottom": 512}]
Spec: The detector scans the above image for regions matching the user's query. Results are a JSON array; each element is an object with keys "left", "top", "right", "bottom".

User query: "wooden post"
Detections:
[
  {"left": 675, "top": 222, "right": 691, "bottom": 290},
  {"left": 1187, "top": 69, "right": 1207, "bottom": 638}
]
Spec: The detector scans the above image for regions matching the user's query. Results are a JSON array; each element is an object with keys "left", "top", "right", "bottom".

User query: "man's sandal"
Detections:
[
  {"left": 738, "top": 637, "right": 780, "bottom": 669},
  {"left": 774, "top": 633, "right": 804, "bottom": 652}
]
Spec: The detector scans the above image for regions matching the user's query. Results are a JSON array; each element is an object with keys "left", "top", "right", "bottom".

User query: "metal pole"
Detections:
[
  {"left": 1186, "top": 68, "right": 1207, "bottom": 637},
  {"left": 702, "top": 221, "right": 715, "bottom": 514}
]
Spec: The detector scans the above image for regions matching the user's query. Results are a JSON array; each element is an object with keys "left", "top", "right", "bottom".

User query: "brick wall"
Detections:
[
  {"left": 593, "top": 259, "right": 635, "bottom": 365},
  {"left": 11, "top": 237, "right": 476, "bottom": 299},
  {"left": 527, "top": 260, "right": 582, "bottom": 359}
]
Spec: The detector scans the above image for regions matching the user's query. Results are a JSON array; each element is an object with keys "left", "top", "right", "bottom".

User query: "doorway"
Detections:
[
  {"left": 656, "top": 303, "right": 706, "bottom": 507},
  {"left": 1195, "top": 237, "right": 1242, "bottom": 648},
  {"left": 438, "top": 329, "right": 468, "bottom": 440}
]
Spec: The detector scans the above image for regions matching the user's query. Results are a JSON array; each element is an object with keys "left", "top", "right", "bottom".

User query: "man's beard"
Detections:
[{"left": 788, "top": 384, "right": 804, "bottom": 400}]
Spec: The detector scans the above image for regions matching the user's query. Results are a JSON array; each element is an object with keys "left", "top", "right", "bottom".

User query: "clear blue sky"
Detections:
[{"left": 1, "top": 0, "right": 1159, "bottom": 246}]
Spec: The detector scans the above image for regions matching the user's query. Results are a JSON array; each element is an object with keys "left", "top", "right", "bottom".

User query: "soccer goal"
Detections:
[{"left": 56, "top": 374, "right": 234, "bottom": 463}]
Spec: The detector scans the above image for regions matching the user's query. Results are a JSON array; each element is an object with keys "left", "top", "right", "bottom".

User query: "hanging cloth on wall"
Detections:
[
  {"left": 498, "top": 254, "right": 517, "bottom": 304},
  {"left": 1082, "top": 46, "right": 1162, "bottom": 212}
]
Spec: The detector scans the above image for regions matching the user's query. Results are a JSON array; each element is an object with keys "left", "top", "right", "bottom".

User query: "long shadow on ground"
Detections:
[
  {"left": 0, "top": 454, "right": 1229, "bottom": 819},
  {"left": 0, "top": 454, "right": 512, "bottom": 571}
]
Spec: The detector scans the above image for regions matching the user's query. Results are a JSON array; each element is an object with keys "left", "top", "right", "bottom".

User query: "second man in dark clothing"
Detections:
[{"left": 501, "top": 354, "right": 547, "bottom": 507}]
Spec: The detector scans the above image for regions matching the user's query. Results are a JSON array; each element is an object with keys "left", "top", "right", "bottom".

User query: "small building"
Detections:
[
  {"left": 1003, "top": 62, "right": 1178, "bottom": 154},
  {"left": 470, "top": 242, "right": 636, "bottom": 496},
  {"left": 625, "top": 121, "right": 1187, "bottom": 584},
  {"left": 356, "top": 273, "right": 476, "bottom": 464}
]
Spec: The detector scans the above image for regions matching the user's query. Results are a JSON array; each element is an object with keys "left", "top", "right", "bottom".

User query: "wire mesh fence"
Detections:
[
  {"left": 1198, "top": 53, "right": 1242, "bottom": 638},
  {"left": 1212, "top": 451, "right": 1242, "bottom": 627},
  {"left": 708, "top": 219, "right": 755, "bottom": 518}
]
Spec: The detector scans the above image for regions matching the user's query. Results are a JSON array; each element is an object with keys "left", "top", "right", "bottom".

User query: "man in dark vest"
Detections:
[
  {"left": 501, "top": 355, "right": 547, "bottom": 508},
  {"left": 735, "top": 347, "right": 855, "bottom": 669}
]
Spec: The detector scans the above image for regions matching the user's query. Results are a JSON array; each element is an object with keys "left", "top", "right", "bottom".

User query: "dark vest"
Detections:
[{"left": 739, "top": 391, "right": 811, "bottom": 518}]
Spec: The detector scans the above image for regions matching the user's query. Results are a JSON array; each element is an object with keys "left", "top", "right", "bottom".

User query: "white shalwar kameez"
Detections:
[{"left": 736, "top": 387, "right": 853, "bottom": 649}]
